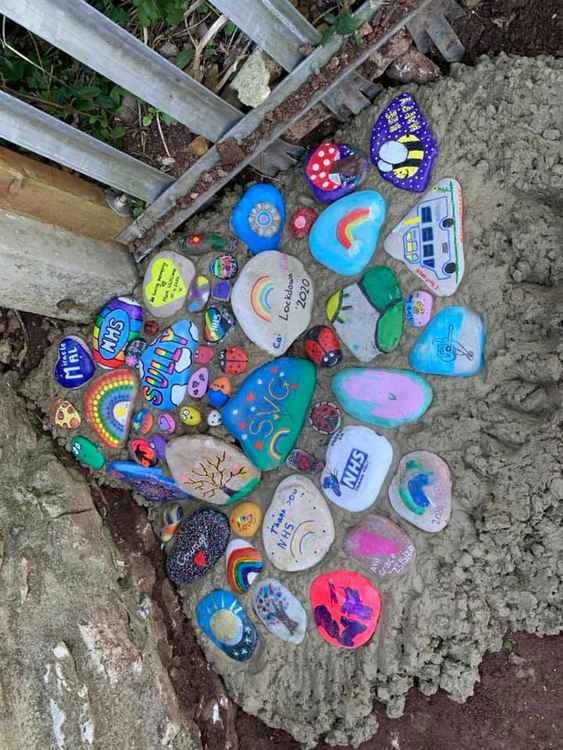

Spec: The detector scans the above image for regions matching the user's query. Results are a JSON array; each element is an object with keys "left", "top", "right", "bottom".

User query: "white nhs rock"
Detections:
[{"left": 321, "top": 425, "right": 393, "bottom": 512}]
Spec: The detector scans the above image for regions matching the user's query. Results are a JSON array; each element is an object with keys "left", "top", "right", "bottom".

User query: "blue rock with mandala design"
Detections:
[{"left": 231, "top": 183, "right": 285, "bottom": 254}]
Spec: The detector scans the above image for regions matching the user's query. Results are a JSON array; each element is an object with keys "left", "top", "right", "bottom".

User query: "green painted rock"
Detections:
[{"left": 70, "top": 435, "right": 105, "bottom": 470}]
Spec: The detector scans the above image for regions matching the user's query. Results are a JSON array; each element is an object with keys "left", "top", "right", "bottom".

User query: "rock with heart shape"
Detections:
[
  {"left": 231, "top": 251, "right": 314, "bottom": 356},
  {"left": 252, "top": 578, "right": 307, "bottom": 644},
  {"left": 343, "top": 514, "right": 416, "bottom": 578},
  {"left": 166, "top": 508, "right": 230, "bottom": 585},
  {"left": 196, "top": 589, "right": 258, "bottom": 661},
  {"left": 226, "top": 539, "right": 264, "bottom": 594},
  {"left": 231, "top": 183, "right": 285, "bottom": 254},
  {"left": 309, "top": 191, "right": 386, "bottom": 276},
  {"left": 54, "top": 336, "right": 95, "bottom": 389},
  {"left": 93, "top": 296, "right": 144, "bottom": 369},
  {"left": 222, "top": 357, "right": 317, "bottom": 471},
  {"left": 305, "top": 142, "right": 369, "bottom": 203},
  {"left": 142, "top": 251, "right": 195, "bottom": 318},
  {"left": 107, "top": 460, "right": 192, "bottom": 502}
]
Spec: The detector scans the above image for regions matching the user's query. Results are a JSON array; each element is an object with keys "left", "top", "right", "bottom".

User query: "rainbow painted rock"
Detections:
[
  {"left": 326, "top": 266, "right": 404, "bottom": 362},
  {"left": 51, "top": 399, "right": 81, "bottom": 430},
  {"left": 263, "top": 475, "right": 334, "bottom": 572},
  {"left": 405, "top": 290, "right": 433, "bottom": 327},
  {"left": 142, "top": 251, "right": 195, "bottom": 318},
  {"left": 139, "top": 318, "right": 199, "bottom": 410},
  {"left": 311, "top": 570, "right": 381, "bottom": 649},
  {"left": 309, "top": 191, "right": 386, "bottom": 276},
  {"left": 187, "top": 274, "right": 210, "bottom": 313},
  {"left": 370, "top": 92, "right": 437, "bottom": 192},
  {"left": 209, "top": 253, "right": 238, "bottom": 280},
  {"left": 305, "top": 142, "right": 368, "bottom": 203},
  {"left": 231, "top": 251, "right": 314, "bottom": 356},
  {"left": 343, "top": 514, "right": 416, "bottom": 578},
  {"left": 252, "top": 578, "right": 307, "bottom": 644},
  {"left": 93, "top": 296, "right": 144, "bottom": 369},
  {"left": 70, "top": 435, "right": 105, "bottom": 470},
  {"left": 54, "top": 336, "right": 95, "bottom": 389},
  {"left": 229, "top": 501, "right": 263, "bottom": 538},
  {"left": 304, "top": 325, "right": 342, "bottom": 369},
  {"left": 107, "top": 460, "right": 192, "bottom": 502},
  {"left": 166, "top": 435, "right": 261, "bottom": 505},
  {"left": 388, "top": 450, "right": 452, "bottom": 532},
  {"left": 167, "top": 508, "right": 230, "bottom": 585},
  {"left": 332, "top": 367, "right": 433, "bottom": 428},
  {"left": 409, "top": 307, "right": 486, "bottom": 377},
  {"left": 203, "top": 306, "right": 235, "bottom": 344},
  {"left": 84, "top": 369, "right": 138, "bottom": 449},
  {"left": 226, "top": 539, "right": 264, "bottom": 593},
  {"left": 196, "top": 589, "right": 258, "bottom": 661},
  {"left": 222, "top": 357, "right": 316, "bottom": 471},
  {"left": 231, "top": 183, "right": 285, "bottom": 254},
  {"left": 321, "top": 426, "right": 393, "bottom": 512},
  {"left": 384, "top": 178, "right": 464, "bottom": 295}
]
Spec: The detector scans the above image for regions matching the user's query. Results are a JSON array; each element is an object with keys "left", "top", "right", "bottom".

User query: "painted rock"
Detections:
[
  {"left": 304, "top": 325, "right": 342, "bottom": 369},
  {"left": 231, "top": 183, "right": 285, "bottom": 254},
  {"left": 204, "top": 306, "right": 235, "bottom": 344},
  {"left": 208, "top": 376, "right": 231, "bottom": 408},
  {"left": 107, "top": 460, "right": 191, "bottom": 502},
  {"left": 226, "top": 539, "right": 264, "bottom": 593},
  {"left": 132, "top": 408, "right": 154, "bottom": 435},
  {"left": 343, "top": 514, "right": 416, "bottom": 578},
  {"left": 187, "top": 367, "right": 209, "bottom": 399},
  {"left": 54, "top": 336, "right": 95, "bottom": 389},
  {"left": 263, "top": 475, "right": 334, "bottom": 572},
  {"left": 210, "top": 254, "right": 238, "bottom": 280},
  {"left": 124, "top": 338, "right": 148, "bottom": 368},
  {"left": 70, "top": 435, "right": 105, "bottom": 470},
  {"left": 211, "top": 279, "right": 232, "bottom": 303},
  {"left": 231, "top": 251, "right": 313, "bottom": 356},
  {"left": 195, "top": 345, "right": 214, "bottom": 365},
  {"left": 222, "top": 357, "right": 317, "bottom": 471},
  {"left": 84, "top": 369, "right": 138, "bottom": 449},
  {"left": 160, "top": 504, "right": 184, "bottom": 543},
  {"left": 405, "top": 290, "right": 433, "bottom": 328},
  {"left": 143, "top": 251, "right": 195, "bottom": 318},
  {"left": 139, "top": 318, "right": 199, "bottom": 410},
  {"left": 179, "top": 405, "right": 202, "bottom": 427},
  {"left": 166, "top": 435, "right": 261, "bottom": 504},
  {"left": 196, "top": 589, "right": 258, "bottom": 661},
  {"left": 51, "top": 399, "right": 81, "bottom": 430},
  {"left": 311, "top": 570, "right": 381, "bottom": 649},
  {"left": 157, "top": 413, "right": 176, "bottom": 434},
  {"left": 252, "top": 578, "right": 307, "bottom": 644},
  {"left": 326, "top": 266, "right": 404, "bottom": 362},
  {"left": 93, "top": 296, "right": 144, "bottom": 369},
  {"left": 309, "top": 401, "right": 341, "bottom": 436},
  {"left": 289, "top": 207, "right": 318, "bottom": 239},
  {"left": 409, "top": 307, "right": 486, "bottom": 377},
  {"left": 321, "top": 426, "right": 393, "bottom": 512},
  {"left": 229, "top": 501, "right": 262, "bottom": 538},
  {"left": 332, "top": 367, "right": 433, "bottom": 428},
  {"left": 207, "top": 409, "right": 223, "bottom": 427},
  {"left": 370, "top": 92, "right": 437, "bottom": 192},
  {"left": 219, "top": 346, "right": 248, "bottom": 376},
  {"left": 187, "top": 274, "right": 210, "bottom": 313},
  {"left": 309, "top": 191, "right": 386, "bottom": 276},
  {"left": 286, "top": 448, "right": 323, "bottom": 475},
  {"left": 384, "top": 178, "right": 464, "bottom": 295},
  {"left": 305, "top": 142, "right": 368, "bottom": 203},
  {"left": 389, "top": 450, "right": 452, "bottom": 532},
  {"left": 166, "top": 508, "right": 230, "bottom": 585},
  {"left": 130, "top": 438, "right": 159, "bottom": 468},
  {"left": 178, "top": 232, "right": 237, "bottom": 256},
  {"left": 144, "top": 319, "right": 159, "bottom": 337},
  {"left": 149, "top": 433, "right": 168, "bottom": 461}
]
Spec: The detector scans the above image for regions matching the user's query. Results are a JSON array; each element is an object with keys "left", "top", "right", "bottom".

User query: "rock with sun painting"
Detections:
[
  {"left": 305, "top": 142, "right": 369, "bottom": 203},
  {"left": 139, "top": 318, "right": 199, "bottom": 410},
  {"left": 165, "top": 435, "right": 261, "bottom": 505},
  {"left": 405, "top": 290, "right": 433, "bottom": 328},
  {"left": 222, "top": 357, "right": 317, "bottom": 471},
  {"left": 231, "top": 251, "right": 314, "bottom": 356},
  {"left": 196, "top": 589, "right": 258, "bottom": 661},
  {"left": 321, "top": 426, "right": 393, "bottom": 512},
  {"left": 231, "top": 183, "right": 285, "bottom": 254},
  {"left": 263, "top": 475, "right": 334, "bottom": 572},
  {"left": 226, "top": 539, "right": 264, "bottom": 594},
  {"left": 309, "top": 191, "right": 386, "bottom": 276},
  {"left": 343, "top": 514, "right": 416, "bottom": 579},
  {"left": 107, "top": 460, "right": 192, "bottom": 503},
  {"left": 166, "top": 508, "right": 230, "bottom": 585},
  {"left": 388, "top": 450, "right": 452, "bottom": 532},
  {"left": 142, "top": 251, "right": 195, "bottom": 318},
  {"left": 83, "top": 369, "right": 137, "bottom": 449},
  {"left": 252, "top": 578, "right": 307, "bottom": 644}
]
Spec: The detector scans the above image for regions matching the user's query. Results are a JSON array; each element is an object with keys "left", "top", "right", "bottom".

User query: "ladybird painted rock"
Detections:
[
  {"left": 219, "top": 346, "right": 248, "bottom": 376},
  {"left": 166, "top": 508, "right": 230, "bottom": 585},
  {"left": 289, "top": 207, "right": 318, "bottom": 239},
  {"left": 304, "top": 325, "right": 342, "bottom": 369},
  {"left": 305, "top": 142, "right": 368, "bottom": 203},
  {"left": 51, "top": 399, "right": 81, "bottom": 430}
]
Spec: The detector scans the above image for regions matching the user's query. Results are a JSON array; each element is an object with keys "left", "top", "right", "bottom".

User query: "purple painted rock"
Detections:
[
  {"left": 187, "top": 366, "right": 209, "bottom": 399},
  {"left": 405, "top": 290, "right": 433, "bottom": 327},
  {"left": 344, "top": 514, "right": 416, "bottom": 578},
  {"left": 305, "top": 142, "right": 369, "bottom": 203}
]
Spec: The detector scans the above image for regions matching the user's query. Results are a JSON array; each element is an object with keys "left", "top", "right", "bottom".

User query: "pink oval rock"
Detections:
[
  {"left": 343, "top": 514, "right": 416, "bottom": 579},
  {"left": 187, "top": 367, "right": 209, "bottom": 399}
]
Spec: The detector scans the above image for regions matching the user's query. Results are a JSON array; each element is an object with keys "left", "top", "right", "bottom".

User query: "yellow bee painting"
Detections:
[{"left": 376, "top": 134, "right": 424, "bottom": 180}]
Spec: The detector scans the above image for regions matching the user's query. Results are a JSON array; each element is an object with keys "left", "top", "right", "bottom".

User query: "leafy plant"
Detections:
[
  {"left": 142, "top": 106, "right": 177, "bottom": 127},
  {"left": 132, "top": 0, "right": 187, "bottom": 28},
  {"left": 321, "top": 11, "right": 363, "bottom": 45}
]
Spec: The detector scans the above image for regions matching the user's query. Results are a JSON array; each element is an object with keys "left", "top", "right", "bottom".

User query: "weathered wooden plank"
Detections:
[{"left": 407, "top": 0, "right": 465, "bottom": 60}]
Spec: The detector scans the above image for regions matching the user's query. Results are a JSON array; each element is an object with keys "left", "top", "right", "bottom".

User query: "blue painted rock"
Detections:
[
  {"left": 107, "top": 460, "right": 192, "bottom": 503},
  {"left": 187, "top": 274, "right": 210, "bottom": 313},
  {"left": 167, "top": 508, "right": 230, "bottom": 585},
  {"left": 309, "top": 191, "right": 386, "bottom": 276},
  {"left": 263, "top": 475, "right": 334, "bottom": 572},
  {"left": 142, "top": 251, "right": 195, "bottom": 318},
  {"left": 321, "top": 426, "right": 393, "bottom": 512},
  {"left": 388, "top": 450, "right": 452, "bottom": 532},
  {"left": 405, "top": 290, "right": 433, "bottom": 328},
  {"left": 231, "top": 183, "right": 285, "bottom": 254},
  {"left": 370, "top": 92, "right": 437, "bottom": 192},
  {"left": 203, "top": 306, "right": 235, "bottom": 344},
  {"left": 131, "top": 408, "right": 154, "bottom": 435},
  {"left": 187, "top": 366, "right": 209, "bottom": 399},
  {"left": 231, "top": 251, "right": 314, "bottom": 356},
  {"left": 326, "top": 266, "right": 404, "bottom": 362},
  {"left": 211, "top": 279, "right": 232, "bottom": 303},
  {"left": 92, "top": 296, "right": 144, "bottom": 369},
  {"left": 305, "top": 142, "right": 369, "bottom": 203},
  {"left": 344, "top": 514, "right": 416, "bottom": 579},
  {"left": 165, "top": 435, "right": 261, "bottom": 504},
  {"left": 410, "top": 306, "right": 486, "bottom": 377},
  {"left": 196, "top": 589, "right": 258, "bottom": 661},
  {"left": 252, "top": 578, "right": 307, "bottom": 644},
  {"left": 54, "top": 336, "right": 95, "bottom": 389},
  {"left": 139, "top": 318, "right": 199, "bottom": 410},
  {"left": 70, "top": 435, "right": 105, "bottom": 470},
  {"left": 286, "top": 448, "right": 324, "bottom": 475},
  {"left": 208, "top": 376, "right": 231, "bottom": 408},
  {"left": 332, "top": 368, "right": 433, "bottom": 428},
  {"left": 384, "top": 178, "right": 464, "bottom": 296},
  {"left": 226, "top": 538, "right": 264, "bottom": 593},
  {"left": 222, "top": 357, "right": 317, "bottom": 471}
]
